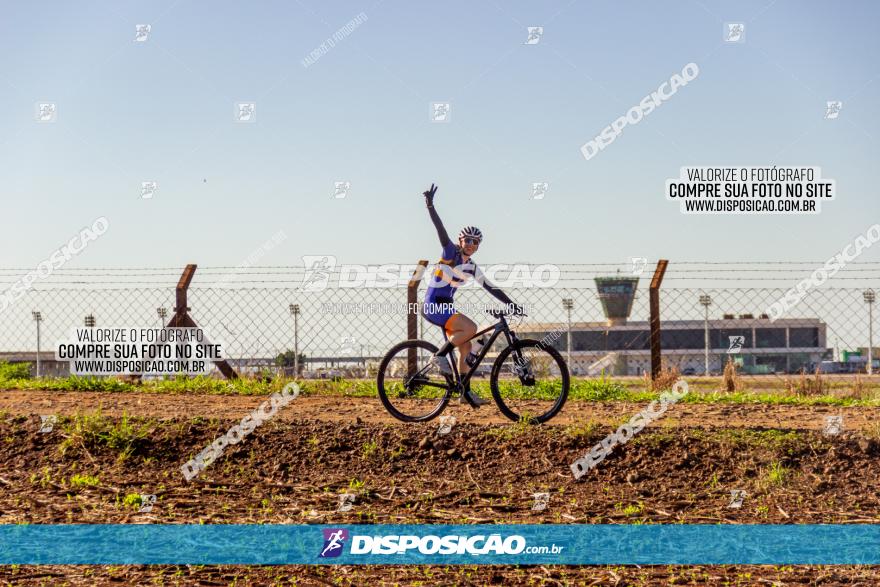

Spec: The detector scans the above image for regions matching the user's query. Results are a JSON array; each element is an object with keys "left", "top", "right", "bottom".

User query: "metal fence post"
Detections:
[
  {"left": 289, "top": 304, "right": 300, "bottom": 376},
  {"left": 650, "top": 260, "right": 669, "bottom": 380},
  {"left": 34, "top": 315, "right": 41, "bottom": 377},
  {"left": 865, "top": 290, "right": 875, "bottom": 375},
  {"left": 407, "top": 260, "right": 429, "bottom": 373},
  {"left": 167, "top": 264, "right": 239, "bottom": 380}
]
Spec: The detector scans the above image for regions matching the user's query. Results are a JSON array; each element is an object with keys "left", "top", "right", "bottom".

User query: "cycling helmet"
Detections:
[{"left": 459, "top": 226, "right": 483, "bottom": 242}]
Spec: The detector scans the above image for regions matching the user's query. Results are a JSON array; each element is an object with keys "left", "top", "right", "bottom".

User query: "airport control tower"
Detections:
[{"left": 594, "top": 276, "right": 639, "bottom": 326}]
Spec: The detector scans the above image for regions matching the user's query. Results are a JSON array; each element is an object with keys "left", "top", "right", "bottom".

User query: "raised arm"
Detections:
[
  {"left": 474, "top": 265, "right": 516, "bottom": 307},
  {"left": 423, "top": 183, "right": 452, "bottom": 247}
]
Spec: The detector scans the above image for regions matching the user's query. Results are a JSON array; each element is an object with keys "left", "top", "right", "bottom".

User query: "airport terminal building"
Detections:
[
  {"left": 515, "top": 277, "right": 829, "bottom": 376},
  {"left": 517, "top": 316, "right": 828, "bottom": 376}
]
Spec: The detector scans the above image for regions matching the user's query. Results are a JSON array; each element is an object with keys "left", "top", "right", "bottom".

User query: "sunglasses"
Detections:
[{"left": 462, "top": 237, "right": 481, "bottom": 246}]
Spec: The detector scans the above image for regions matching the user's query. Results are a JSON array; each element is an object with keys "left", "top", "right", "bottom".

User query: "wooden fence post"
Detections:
[
  {"left": 650, "top": 260, "right": 669, "bottom": 380},
  {"left": 407, "top": 260, "right": 429, "bottom": 373},
  {"left": 167, "top": 264, "right": 238, "bottom": 380}
]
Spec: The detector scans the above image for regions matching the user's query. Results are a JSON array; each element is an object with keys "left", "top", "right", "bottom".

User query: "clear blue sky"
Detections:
[{"left": 1, "top": 0, "right": 878, "bottom": 269}]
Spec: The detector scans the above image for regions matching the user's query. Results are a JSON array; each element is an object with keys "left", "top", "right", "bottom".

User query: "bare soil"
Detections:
[{"left": 1, "top": 389, "right": 879, "bottom": 586}]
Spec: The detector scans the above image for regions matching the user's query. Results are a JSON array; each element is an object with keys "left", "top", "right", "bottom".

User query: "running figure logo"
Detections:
[
  {"left": 339, "top": 336, "right": 357, "bottom": 355},
  {"left": 727, "top": 335, "right": 745, "bottom": 354},
  {"left": 824, "top": 101, "right": 843, "bottom": 119},
  {"left": 236, "top": 102, "right": 256, "bottom": 122},
  {"left": 630, "top": 257, "right": 648, "bottom": 275},
  {"left": 531, "top": 182, "right": 549, "bottom": 200},
  {"left": 431, "top": 102, "right": 450, "bottom": 122},
  {"left": 134, "top": 24, "right": 151, "bottom": 42},
  {"left": 300, "top": 255, "right": 337, "bottom": 291},
  {"left": 36, "top": 103, "right": 57, "bottom": 122},
  {"left": 524, "top": 26, "right": 543, "bottom": 45},
  {"left": 332, "top": 181, "right": 351, "bottom": 199},
  {"left": 724, "top": 23, "right": 745, "bottom": 43},
  {"left": 141, "top": 181, "right": 158, "bottom": 199},
  {"left": 319, "top": 528, "right": 349, "bottom": 558},
  {"left": 38, "top": 415, "right": 57, "bottom": 433}
]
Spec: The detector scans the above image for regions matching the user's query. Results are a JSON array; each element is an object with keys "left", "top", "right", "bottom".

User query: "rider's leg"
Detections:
[
  {"left": 422, "top": 304, "right": 456, "bottom": 373},
  {"left": 445, "top": 314, "right": 476, "bottom": 376},
  {"left": 445, "top": 314, "right": 488, "bottom": 407}
]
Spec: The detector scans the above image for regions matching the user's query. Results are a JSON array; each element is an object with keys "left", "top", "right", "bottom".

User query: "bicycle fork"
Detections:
[{"left": 512, "top": 350, "right": 536, "bottom": 386}]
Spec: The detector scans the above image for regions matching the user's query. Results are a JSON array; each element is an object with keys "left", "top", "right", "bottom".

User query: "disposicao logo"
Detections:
[
  {"left": 319, "top": 528, "right": 349, "bottom": 558},
  {"left": 349, "top": 534, "right": 527, "bottom": 555},
  {"left": 317, "top": 530, "right": 563, "bottom": 558}
]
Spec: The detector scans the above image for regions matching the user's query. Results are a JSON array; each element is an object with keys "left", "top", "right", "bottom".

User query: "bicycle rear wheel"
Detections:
[
  {"left": 377, "top": 340, "right": 454, "bottom": 422},
  {"left": 489, "top": 339, "right": 570, "bottom": 424}
]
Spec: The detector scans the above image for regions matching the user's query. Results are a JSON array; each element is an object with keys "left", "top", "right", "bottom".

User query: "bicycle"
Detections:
[{"left": 377, "top": 309, "right": 570, "bottom": 424}]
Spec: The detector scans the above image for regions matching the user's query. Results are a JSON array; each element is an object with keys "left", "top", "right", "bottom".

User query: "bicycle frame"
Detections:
[
  {"left": 382, "top": 312, "right": 569, "bottom": 424},
  {"left": 446, "top": 314, "right": 522, "bottom": 391},
  {"left": 401, "top": 314, "right": 524, "bottom": 395}
]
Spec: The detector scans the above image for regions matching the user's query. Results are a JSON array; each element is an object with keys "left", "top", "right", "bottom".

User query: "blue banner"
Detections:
[{"left": 1, "top": 524, "right": 879, "bottom": 565}]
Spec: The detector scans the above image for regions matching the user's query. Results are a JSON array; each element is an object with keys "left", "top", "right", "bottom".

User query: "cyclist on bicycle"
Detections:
[{"left": 420, "top": 183, "right": 522, "bottom": 407}]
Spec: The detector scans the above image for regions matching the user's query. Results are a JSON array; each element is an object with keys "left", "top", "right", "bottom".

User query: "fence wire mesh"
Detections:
[{"left": 1, "top": 263, "right": 877, "bottom": 388}]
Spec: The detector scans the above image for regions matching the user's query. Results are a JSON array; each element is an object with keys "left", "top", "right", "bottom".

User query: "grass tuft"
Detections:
[{"left": 60, "top": 409, "right": 153, "bottom": 460}]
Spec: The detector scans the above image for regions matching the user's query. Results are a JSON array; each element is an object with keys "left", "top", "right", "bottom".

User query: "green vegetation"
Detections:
[
  {"left": 712, "top": 429, "right": 803, "bottom": 450},
  {"left": 0, "top": 373, "right": 279, "bottom": 395},
  {"left": 0, "top": 361, "right": 31, "bottom": 380},
  {"left": 60, "top": 409, "right": 153, "bottom": 460},
  {"left": 615, "top": 501, "right": 645, "bottom": 517},
  {"left": 563, "top": 418, "right": 600, "bottom": 440},
  {"left": 706, "top": 471, "right": 721, "bottom": 489},
  {"left": 766, "top": 461, "right": 791, "bottom": 486},
  {"left": 484, "top": 416, "right": 534, "bottom": 440},
  {"left": 361, "top": 440, "right": 378, "bottom": 459},
  {"left": 347, "top": 478, "right": 366, "bottom": 493},
  {"left": 69, "top": 474, "right": 100, "bottom": 488},
  {"left": 2, "top": 370, "right": 879, "bottom": 407},
  {"left": 119, "top": 493, "right": 144, "bottom": 509}
]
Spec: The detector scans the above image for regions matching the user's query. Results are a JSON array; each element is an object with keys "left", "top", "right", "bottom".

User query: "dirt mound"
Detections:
[{"left": 3, "top": 397, "right": 880, "bottom": 585}]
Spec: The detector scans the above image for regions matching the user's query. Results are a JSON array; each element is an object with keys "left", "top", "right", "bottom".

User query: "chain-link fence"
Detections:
[{"left": 1, "top": 263, "right": 877, "bottom": 388}]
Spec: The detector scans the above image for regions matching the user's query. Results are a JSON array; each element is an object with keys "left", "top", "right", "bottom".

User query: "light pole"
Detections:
[
  {"left": 699, "top": 294, "right": 712, "bottom": 376},
  {"left": 32, "top": 311, "right": 42, "bottom": 377},
  {"left": 360, "top": 343, "right": 373, "bottom": 378},
  {"left": 84, "top": 314, "right": 95, "bottom": 328},
  {"left": 562, "top": 298, "right": 574, "bottom": 369},
  {"left": 289, "top": 304, "right": 300, "bottom": 376},
  {"left": 865, "top": 290, "right": 875, "bottom": 375},
  {"left": 157, "top": 307, "right": 168, "bottom": 328}
]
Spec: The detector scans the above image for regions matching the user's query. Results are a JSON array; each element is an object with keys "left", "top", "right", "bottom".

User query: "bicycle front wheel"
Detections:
[
  {"left": 490, "top": 339, "right": 570, "bottom": 424},
  {"left": 377, "top": 340, "right": 454, "bottom": 423}
]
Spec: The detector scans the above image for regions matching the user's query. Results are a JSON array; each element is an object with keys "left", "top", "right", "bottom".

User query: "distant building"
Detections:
[
  {"left": 0, "top": 352, "right": 69, "bottom": 377},
  {"left": 516, "top": 317, "right": 828, "bottom": 375},
  {"left": 513, "top": 275, "right": 828, "bottom": 375},
  {"left": 595, "top": 276, "right": 639, "bottom": 326}
]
